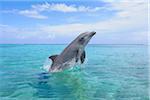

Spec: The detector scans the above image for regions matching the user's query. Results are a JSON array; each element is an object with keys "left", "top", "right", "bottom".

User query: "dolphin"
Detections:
[{"left": 48, "top": 31, "right": 96, "bottom": 72}]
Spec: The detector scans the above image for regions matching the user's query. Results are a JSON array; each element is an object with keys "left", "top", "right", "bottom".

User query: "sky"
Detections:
[{"left": 0, "top": 0, "right": 148, "bottom": 44}]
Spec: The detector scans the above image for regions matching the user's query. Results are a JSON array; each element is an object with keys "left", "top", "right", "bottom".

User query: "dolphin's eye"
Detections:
[
  {"left": 79, "top": 37, "right": 85, "bottom": 43},
  {"left": 80, "top": 37, "right": 84, "bottom": 41}
]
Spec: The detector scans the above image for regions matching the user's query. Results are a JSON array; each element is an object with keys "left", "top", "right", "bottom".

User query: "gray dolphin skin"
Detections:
[{"left": 48, "top": 31, "right": 96, "bottom": 72}]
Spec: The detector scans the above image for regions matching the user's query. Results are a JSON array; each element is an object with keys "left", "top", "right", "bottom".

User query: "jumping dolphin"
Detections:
[{"left": 48, "top": 31, "right": 96, "bottom": 72}]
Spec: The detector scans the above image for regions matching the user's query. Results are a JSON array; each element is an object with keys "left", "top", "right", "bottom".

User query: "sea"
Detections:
[{"left": 0, "top": 44, "right": 149, "bottom": 100}]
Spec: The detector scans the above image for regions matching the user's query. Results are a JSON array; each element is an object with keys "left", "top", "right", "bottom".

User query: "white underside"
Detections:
[{"left": 50, "top": 58, "right": 78, "bottom": 72}]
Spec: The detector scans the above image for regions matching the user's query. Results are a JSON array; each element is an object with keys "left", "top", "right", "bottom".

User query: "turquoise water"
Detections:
[{"left": 0, "top": 44, "right": 149, "bottom": 100}]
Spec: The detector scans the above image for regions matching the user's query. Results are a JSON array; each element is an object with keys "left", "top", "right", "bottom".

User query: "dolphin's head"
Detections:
[{"left": 76, "top": 31, "right": 96, "bottom": 47}]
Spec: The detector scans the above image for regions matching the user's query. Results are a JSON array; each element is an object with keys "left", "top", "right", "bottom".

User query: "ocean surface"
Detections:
[{"left": 0, "top": 44, "right": 149, "bottom": 100}]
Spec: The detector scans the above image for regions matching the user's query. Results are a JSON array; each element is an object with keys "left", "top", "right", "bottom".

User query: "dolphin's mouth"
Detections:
[{"left": 90, "top": 31, "right": 96, "bottom": 37}]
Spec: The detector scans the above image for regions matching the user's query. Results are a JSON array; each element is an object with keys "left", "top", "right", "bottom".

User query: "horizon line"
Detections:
[{"left": 0, "top": 43, "right": 148, "bottom": 45}]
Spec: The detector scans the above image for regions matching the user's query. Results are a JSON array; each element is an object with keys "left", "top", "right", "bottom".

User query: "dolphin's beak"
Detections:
[{"left": 90, "top": 31, "right": 96, "bottom": 37}]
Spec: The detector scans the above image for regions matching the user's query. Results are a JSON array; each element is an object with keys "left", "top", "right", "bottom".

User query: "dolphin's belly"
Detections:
[
  {"left": 61, "top": 57, "right": 77, "bottom": 70},
  {"left": 60, "top": 47, "right": 77, "bottom": 62}
]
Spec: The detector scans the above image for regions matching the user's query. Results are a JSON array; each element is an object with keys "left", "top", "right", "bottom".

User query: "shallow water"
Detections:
[{"left": 0, "top": 44, "right": 149, "bottom": 100}]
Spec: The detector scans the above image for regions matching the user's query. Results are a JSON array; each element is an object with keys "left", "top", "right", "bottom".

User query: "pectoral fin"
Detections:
[
  {"left": 80, "top": 50, "right": 86, "bottom": 64},
  {"left": 49, "top": 55, "right": 58, "bottom": 62}
]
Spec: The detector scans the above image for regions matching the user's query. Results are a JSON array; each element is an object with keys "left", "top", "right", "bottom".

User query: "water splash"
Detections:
[{"left": 41, "top": 58, "right": 51, "bottom": 72}]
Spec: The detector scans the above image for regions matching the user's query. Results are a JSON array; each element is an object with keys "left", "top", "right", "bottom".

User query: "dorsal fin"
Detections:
[
  {"left": 80, "top": 50, "right": 86, "bottom": 64},
  {"left": 49, "top": 55, "right": 58, "bottom": 62}
]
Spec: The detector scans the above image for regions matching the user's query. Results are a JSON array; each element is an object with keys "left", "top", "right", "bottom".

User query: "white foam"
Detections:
[{"left": 41, "top": 58, "right": 51, "bottom": 72}]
